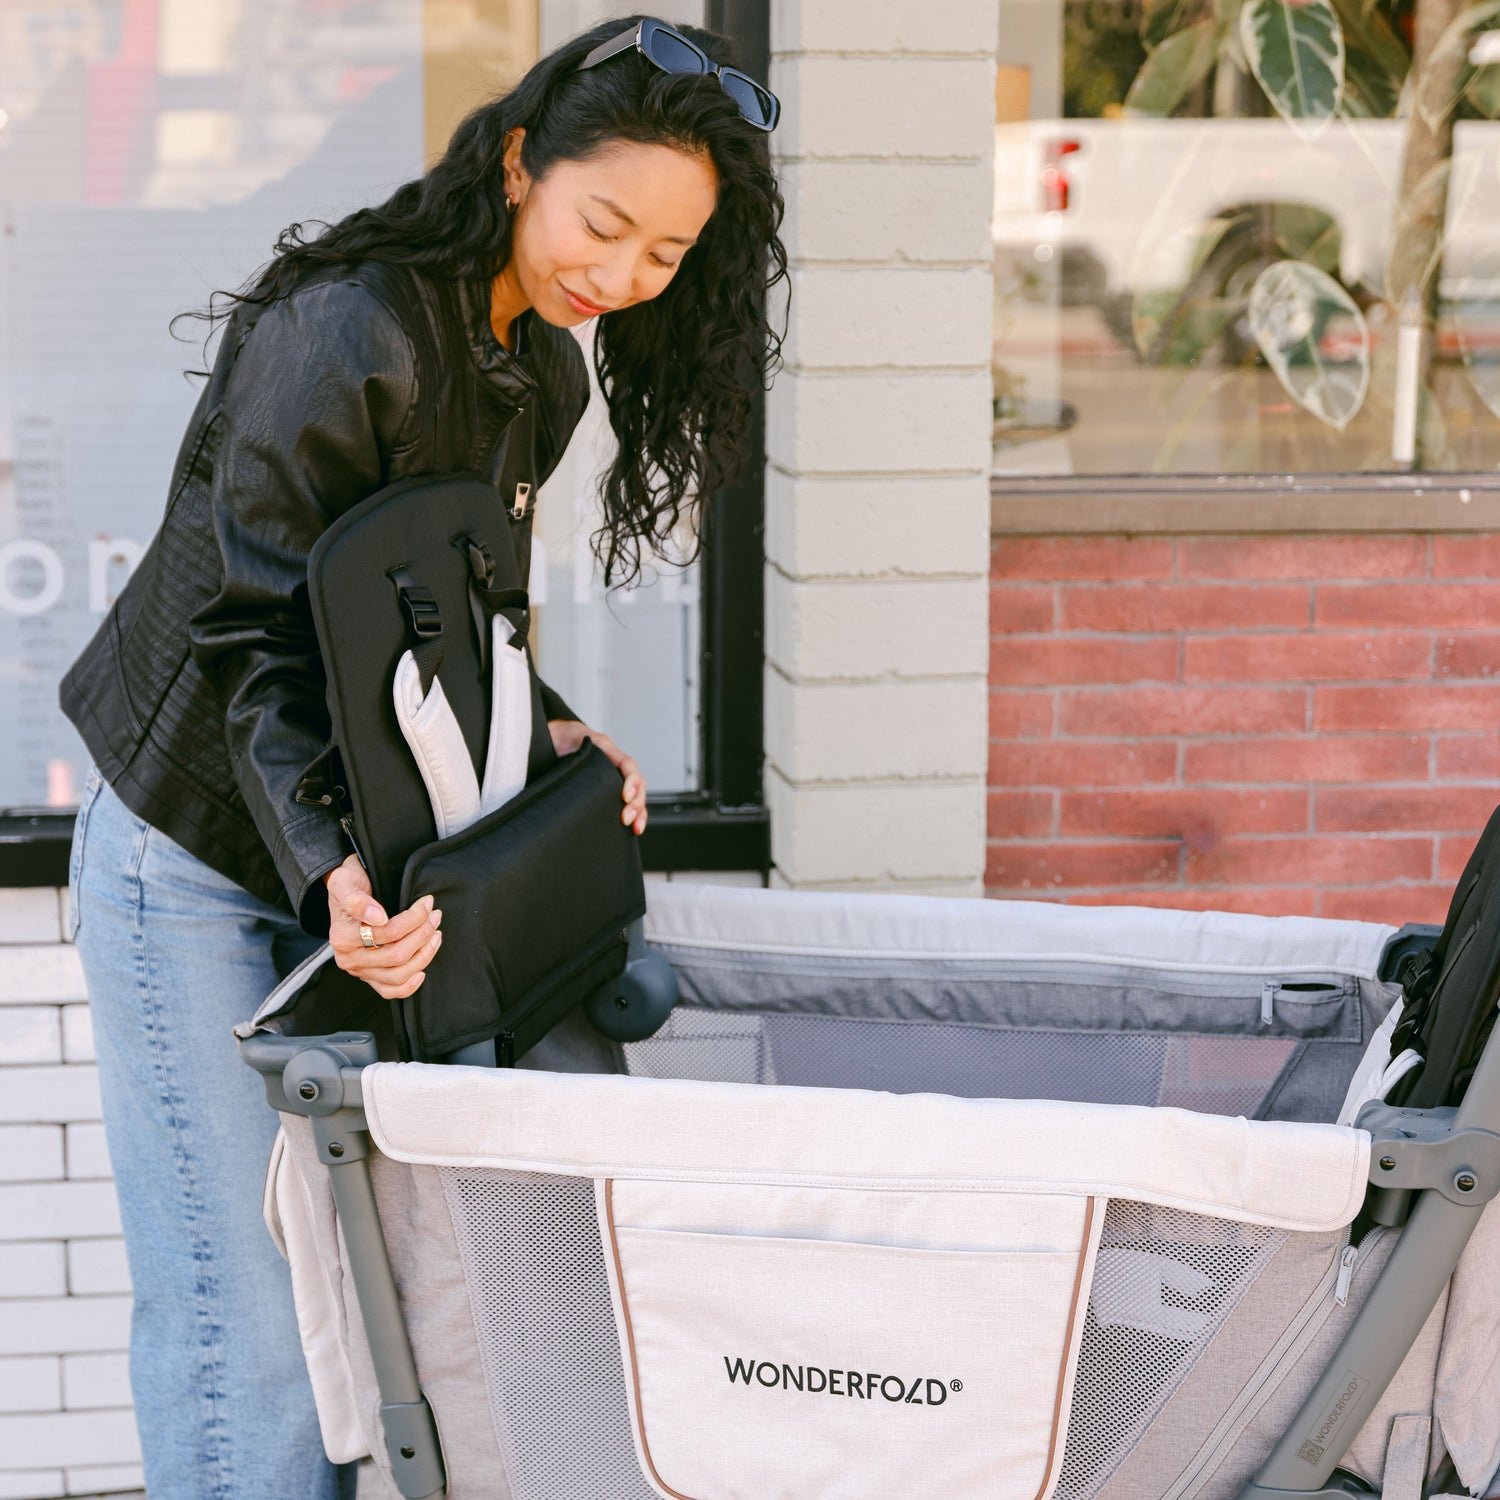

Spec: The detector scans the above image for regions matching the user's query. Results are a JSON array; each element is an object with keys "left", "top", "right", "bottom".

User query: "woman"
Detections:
[{"left": 59, "top": 16, "right": 785, "bottom": 1497}]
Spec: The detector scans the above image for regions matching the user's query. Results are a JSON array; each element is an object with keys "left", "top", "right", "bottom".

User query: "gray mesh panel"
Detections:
[
  {"left": 624, "top": 1011, "right": 1299, "bottom": 1116},
  {"left": 1054, "top": 1201, "right": 1285, "bottom": 1500},
  {"left": 439, "top": 1169, "right": 653, "bottom": 1500}
]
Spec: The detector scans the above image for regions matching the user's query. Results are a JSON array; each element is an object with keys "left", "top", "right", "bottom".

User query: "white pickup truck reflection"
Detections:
[{"left": 989, "top": 117, "right": 1500, "bottom": 472}]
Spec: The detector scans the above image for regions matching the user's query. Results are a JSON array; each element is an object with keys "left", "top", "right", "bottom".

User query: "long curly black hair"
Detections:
[{"left": 200, "top": 16, "right": 787, "bottom": 585}]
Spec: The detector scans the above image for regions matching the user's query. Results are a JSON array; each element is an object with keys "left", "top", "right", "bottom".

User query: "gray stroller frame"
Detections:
[{"left": 239, "top": 891, "right": 1500, "bottom": 1500}]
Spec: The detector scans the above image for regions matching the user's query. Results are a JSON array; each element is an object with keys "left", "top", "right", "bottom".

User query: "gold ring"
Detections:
[{"left": 359, "top": 923, "right": 380, "bottom": 950}]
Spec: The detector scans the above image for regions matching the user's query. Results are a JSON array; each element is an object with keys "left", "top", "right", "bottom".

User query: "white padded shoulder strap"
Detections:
[{"left": 392, "top": 614, "right": 532, "bottom": 838}]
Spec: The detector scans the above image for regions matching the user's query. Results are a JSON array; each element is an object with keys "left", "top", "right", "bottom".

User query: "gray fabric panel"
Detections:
[
  {"left": 1256, "top": 980, "right": 1396, "bottom": 1124},
  {"left": 763, "top": 1017, "right": 1171, "bottom": 1103},
  {"left": 1091, "top": 1227, "right": 1350, "bottom": 1500},
  {"left": 1433, "top": 1200, "right": 1500, "bottom": 1496},
  {"left": 1379, "top": 1414, "right": 1434, "bottom": 1500},
  {"left": 280, "top": 1117, "right": 512, "bottom": 1500},
  {"left": 651, "top": 955, "right": 1401, "bottom": 1123},
  {"left": 663, "top": 949, "right": 1368, "bottom": 1039},
  {"left": 518, "top": 1004, "right": 624, "bottom": 1074},
  {"left": 1340, "top": 1286, "right": 1448, "bottom": 1490},
  {"left": 1169, "top": 1230, "right": 1431, "bottom": 1500}
]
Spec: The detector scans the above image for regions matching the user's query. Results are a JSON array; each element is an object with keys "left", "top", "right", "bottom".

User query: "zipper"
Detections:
[
  {"left": 1333, "top": 1243, "right": 1359, "bottom": 1306},
  {"left": 498, "top": 926, "right": 631, "bottom": 1035},
  {"left": 438, "top": 928, "right": 627, "bottom": 1068},
  {"left": 1166, "top": 1228, "right": 1385, "bottom": 1499},
  {"left": 656, "top": 948, "right": 1356, "bottom": 1003},
  {"left": 1262, "top": 981, "right": 1277, "bottom": 1026},
  {"left": 511, "top": 480, "right": 532, "bottom": 519},
  {"left": 294, "top": 765, "right": 368, "bottom": 871},
  {"left": 339, "top": 811, "right": 365, "bottom": 868}
]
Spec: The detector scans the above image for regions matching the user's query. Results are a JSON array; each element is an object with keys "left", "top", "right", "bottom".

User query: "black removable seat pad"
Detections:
[{"left": 309, "top": 471, "right": 556, "bottom": 910}]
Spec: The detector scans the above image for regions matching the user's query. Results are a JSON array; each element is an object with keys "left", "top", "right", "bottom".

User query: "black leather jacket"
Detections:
[{"left": 61, "top": 262, "right": 589, "bottom": 932}]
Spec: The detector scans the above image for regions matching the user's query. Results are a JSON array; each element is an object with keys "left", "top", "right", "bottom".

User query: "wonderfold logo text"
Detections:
[{"left": 724, "top": 1357, "right": 963, "bottom": 1406}]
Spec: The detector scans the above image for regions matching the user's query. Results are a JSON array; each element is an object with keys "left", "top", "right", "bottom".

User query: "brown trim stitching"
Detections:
[
  {"left": 1032, "top": 1195, "right": 1097, "bottom": 1500},
  {"left": 603, "top": 1178, "right": 700, "bottom": 1500},
  {"left": 605, "top": 1182, "right": 1098, "bottom": 1500}
]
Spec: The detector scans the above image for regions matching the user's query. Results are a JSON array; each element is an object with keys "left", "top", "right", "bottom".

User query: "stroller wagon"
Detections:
[
  {"left": 240, "top": 472, "right": 1500, "bottom": 1499},
  {"left": 239, "top": 879, "right": 1500, "bottom": 1500}
]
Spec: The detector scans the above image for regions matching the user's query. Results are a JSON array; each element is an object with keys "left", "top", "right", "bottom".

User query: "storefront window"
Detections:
[
  {"left": 0, "top": 0, "right": 703, "bottom": 811},
  {"left": 993, "top": 0, "right": 1500, "bottom": 476}
]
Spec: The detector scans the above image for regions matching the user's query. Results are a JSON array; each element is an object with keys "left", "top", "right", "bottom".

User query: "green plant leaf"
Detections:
[
  {"left": 1239, "top": 0, "right": 1345, "bottom": 138},
  {"left": 1326, "top": 0, "right": 1408, "bottom": 115},
  {"left": 1143, "top": 0, "right": 1211, "bottom": 48},
  {"left": 1130, "top": 215, "right": 1240, "bottom": 357},
  {"left": 1248, "top": 261, "right": 1370, "bottom": 428},
  {"left": 1470, "top": 65, "right": 1500, "bottom": 115},
  {"left": 1416, "top": 0, "right": 1500, "bottom": 129},
  {"left": 1125, "top": 20, "right": 1223, "bottom": 115}
]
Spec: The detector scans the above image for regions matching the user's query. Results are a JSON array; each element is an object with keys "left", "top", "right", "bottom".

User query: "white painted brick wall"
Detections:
[
  {"left": 64, "top": 1242, "right": 130, "bottom": 1299},
  {"left": 0, "top": 869, "right": 753, "bottom": 1500},
  {"left": 779, "top": 161, "right": 992, "bottom": 265},
  {"left": 765, "top": 0, "right": 997, "bottom": 891},
  {"left": 772, "top": 0, "right": 997, "bottom": 53},
  {"left": 0, "top": 1245, "right": 66, "bottom": 1300},
  {"left": 0, "top": 893, "right": 138, "bottom": 1497}
]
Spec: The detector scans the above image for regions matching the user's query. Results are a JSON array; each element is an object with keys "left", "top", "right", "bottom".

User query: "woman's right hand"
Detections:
[{"left": 325, "top": 853, "right": 442, "bottom": 999}]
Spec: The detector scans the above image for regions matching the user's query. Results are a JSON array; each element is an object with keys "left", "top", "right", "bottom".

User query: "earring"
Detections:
[{"left": 505, "top": 193, "right": 517, "bottom": 212}]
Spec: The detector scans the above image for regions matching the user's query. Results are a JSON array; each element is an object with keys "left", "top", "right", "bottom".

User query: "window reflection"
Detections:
[
  {"left": 993, "top": 0, "right": 1500, "bottom": 476},
  {"left": 0, "top": 0, "right": 702, "bottom": 808}
]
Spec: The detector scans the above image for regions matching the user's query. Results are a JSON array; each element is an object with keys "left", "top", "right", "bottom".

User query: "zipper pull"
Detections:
[
  {"left": 1334, "top": 1244, "right": 1358, "bottom": 1306},
  {"left": 1261, "top": 980, "right": 1278, "bottom": 1027},
  {"left": 511, "top": 481, "right": 532, "bottom": 520},
  {"left": 337, "top": 809, "right": 369, "bottom": 872}
]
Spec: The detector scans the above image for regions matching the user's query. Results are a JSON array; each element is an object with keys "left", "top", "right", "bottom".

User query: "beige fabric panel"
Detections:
[
  {"left": 268, "top": 1125, "right": 367, "bottom": 1464},
  {"left": 1434, "top": 1199, "right": 1500, "bottom": 1495},
  {"left": 278, "top": 1117, "right": 512, "bottom": 1500},
  {"left": 1341, "top": 1289, "right": 1448, "bottom": 1492},
  {"left": 1380, "top": 1414, "right": 1434, "bottom": 1500},
  {"left": 599, "top": 1178, "right": 1101, "bottom": 1500},
  {"left": 1184, "top": 1235, "right": 1428, "bottom": 1500},
  {"left": 1093, "top": 1227, "right": 1349, "bottom": 1500},
  {"left": 363, "top": 1063, "right": 1372, "bottom": 1233}
]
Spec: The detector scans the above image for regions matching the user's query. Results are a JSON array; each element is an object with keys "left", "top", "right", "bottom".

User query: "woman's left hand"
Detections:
[{"left": 548, "top": 719, "right": 647, "bottom": 835}]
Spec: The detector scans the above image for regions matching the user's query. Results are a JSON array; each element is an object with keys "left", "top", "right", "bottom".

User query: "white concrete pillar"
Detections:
[{"left": 765, "top": 0, "right": 997, "bottom": 893}]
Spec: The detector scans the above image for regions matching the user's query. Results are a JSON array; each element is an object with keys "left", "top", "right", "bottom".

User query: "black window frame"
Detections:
[{"left": 0, "top": 0, "right": 772, "bottom": 889}]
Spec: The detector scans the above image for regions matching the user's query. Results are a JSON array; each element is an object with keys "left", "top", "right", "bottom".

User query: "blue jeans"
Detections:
[{"left": 69, "top": 769, "right": 357, "bottom": 1500}]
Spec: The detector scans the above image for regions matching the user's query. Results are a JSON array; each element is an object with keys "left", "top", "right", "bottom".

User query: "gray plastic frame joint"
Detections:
[
  {"left": 380, "top": 1397, "right": 446, "bottom": 1499},
  {"left": 235, "top": 1029, "right": 447, "bottom": 1496},
  {"left": 1355, "top": 1100, "right": 1500, "bottom": 1205},
  {"left": 239, "top": 1030, "right": 377, "bottom": 1114},
  {"left": 1238, "top": 1472, "right": 1377, "bottom": 1500}
]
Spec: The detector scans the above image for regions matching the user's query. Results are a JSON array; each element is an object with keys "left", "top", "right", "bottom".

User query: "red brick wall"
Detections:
[{"left": 987, "top": 534, "right": 1500, "bottom": 925}]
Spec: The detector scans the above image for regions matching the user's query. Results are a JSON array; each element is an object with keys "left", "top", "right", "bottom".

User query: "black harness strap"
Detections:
[
  {"left": 457, "top": 535, "right": 531, "bottom": 667},
  {"left": 388, "top": 564, "right": 445, "bottom": 695}
]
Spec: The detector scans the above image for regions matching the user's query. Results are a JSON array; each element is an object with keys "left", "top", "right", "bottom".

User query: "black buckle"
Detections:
[
  {"left": 463, "top": 538, "right": 495, "bottom": 587},
  {"left": 1398, "top": 947, "right": 1437, "bottom": 1008},
  {"left": 400, "top": 587, "right": 442, "bottom": 640},
  {"left": 387, "top": 564, "right": 442, "bottom": 642}
]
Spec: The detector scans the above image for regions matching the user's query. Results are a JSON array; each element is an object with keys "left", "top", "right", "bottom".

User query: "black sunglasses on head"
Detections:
[{"left": 578, "top": 17, "right": 780, "bottom": 132}]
